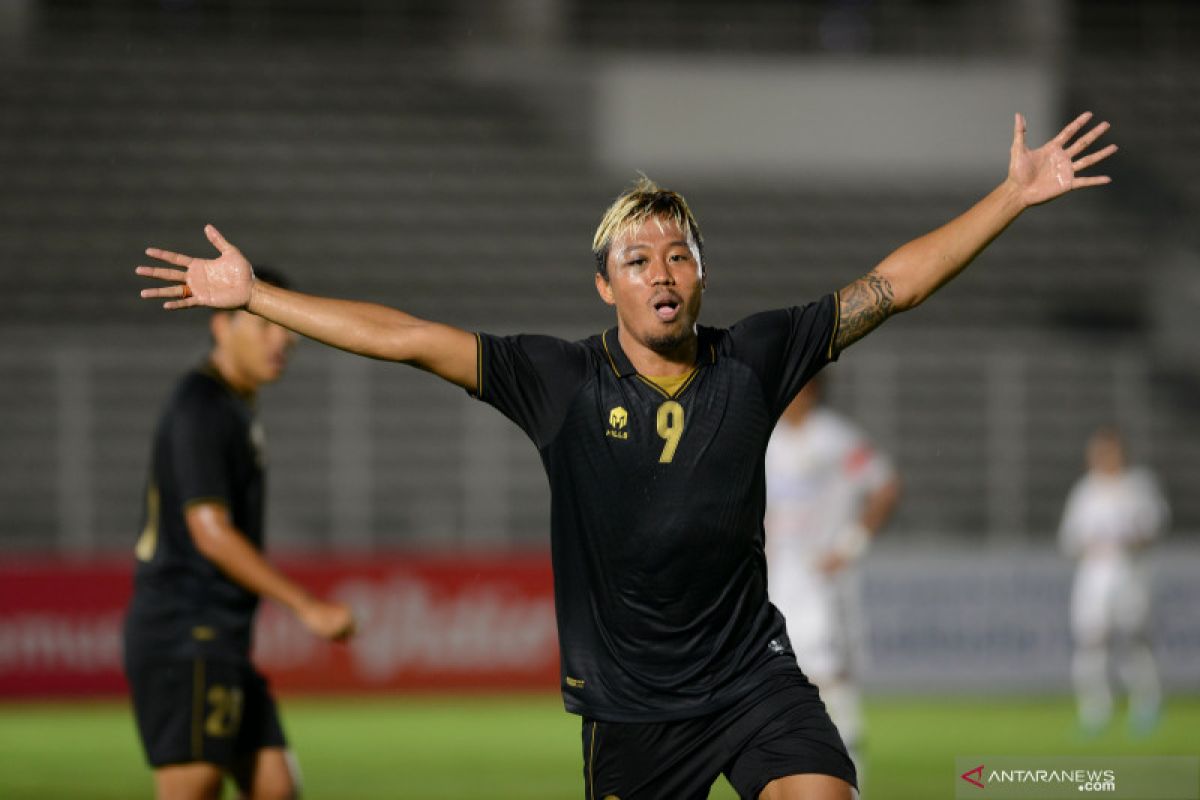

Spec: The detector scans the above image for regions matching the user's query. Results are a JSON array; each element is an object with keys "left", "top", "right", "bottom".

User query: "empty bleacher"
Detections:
[{"left": 1, "top": 1, "right": 1196, "bottom": 554}]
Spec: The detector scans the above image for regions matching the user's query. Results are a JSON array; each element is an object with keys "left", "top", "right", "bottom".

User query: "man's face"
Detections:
[
  {"left": 594, "top": 216, "right": 705, "bottom": 354},
  {"left": 215, "top": 310, "right": 296, "bottom": 389}
]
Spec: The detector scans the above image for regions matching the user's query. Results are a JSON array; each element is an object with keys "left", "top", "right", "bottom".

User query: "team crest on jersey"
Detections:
[{"left": 606, "top": 406, "right": 629, "bottom": 440}]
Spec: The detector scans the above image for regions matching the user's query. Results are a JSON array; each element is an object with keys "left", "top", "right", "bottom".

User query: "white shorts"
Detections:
[
  {"left": 771, "top": 565, "right": 863, "bottom": 682},
  {"left": 1070, "top": 557, "right": 1150, "bottom": 644}
]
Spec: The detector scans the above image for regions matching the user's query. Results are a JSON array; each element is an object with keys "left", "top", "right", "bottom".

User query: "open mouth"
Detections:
[{"left": 653, "top": 296, "right": 681, "bottom": 322}]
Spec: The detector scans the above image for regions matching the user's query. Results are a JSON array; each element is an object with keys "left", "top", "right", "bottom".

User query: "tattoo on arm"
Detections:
[{"left": 834, "top": 271, "right": 895, "bottom": 353}]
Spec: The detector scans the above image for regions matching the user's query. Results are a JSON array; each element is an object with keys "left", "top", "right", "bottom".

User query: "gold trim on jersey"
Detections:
[
  {"left": 673, "top": 365, "right": 701, "bottom": 402},
  {"left": 637, "top": 367, "right": 699, "bottom": 399},
  {"left": 600, "top": 330, "right": 622, "bottom": 377},
  {"left": 588, "top": 721, "right": 598, "bottom": 800},
  {"left": 134, "top": 483, "right": 160, "bottom": 562},
  {"left": 634, "top": 374, "right": 669, "bottom": 398},
  {"left": 602, "top": 327, "right": 708, "bottom": 399},
  {"left": 191, "top": 658, "right": 205, "bottom": 759}
]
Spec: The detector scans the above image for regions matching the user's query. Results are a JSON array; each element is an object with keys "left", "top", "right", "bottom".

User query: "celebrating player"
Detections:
[
  {"left": 766, "top": 376, "right": 900, "bottom": 779},
  {"left": 124, "top": 269, "right": 356, "bottom": 800},
  {"left": 1059, "top": 426, "right": 1169, "bottom": 736},
  {"left": 137, "top": 112, "right": 1114, "bottom": 800}
]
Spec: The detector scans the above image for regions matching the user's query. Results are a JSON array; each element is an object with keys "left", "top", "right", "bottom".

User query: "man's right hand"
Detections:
[
  {"left": 298, "top": 598, "right": 357, "bottom": 642},
  {"left": 139, "top": 224, "right": 480, "bottom": 391},
  {"left": 137, "top": 224, "right": 255, "bottom": 311}
]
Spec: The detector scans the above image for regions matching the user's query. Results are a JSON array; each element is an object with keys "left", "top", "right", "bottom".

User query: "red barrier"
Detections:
[
  {"left": 0, "top": 559, "right": 132, "bottom": 696},
  {"left": 0, "top": 554, "right": 559, "bottom": 697}
]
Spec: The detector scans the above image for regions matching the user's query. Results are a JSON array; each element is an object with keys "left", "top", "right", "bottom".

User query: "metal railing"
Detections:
[{"left": 2, "top": 332, "right": 1192, "bottom": 554}]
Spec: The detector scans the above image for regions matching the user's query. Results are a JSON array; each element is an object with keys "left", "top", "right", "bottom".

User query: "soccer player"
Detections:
[
  {"left": 137, "top": 112, "right": 1114, "bottom": 799},
  {"left": 123, "top": 268, "right": 356, "bottom": 800},
  {"left": 765, "top": 376, "right": 899, "bottom": 778},
  {"left": 1059, "top": 426, "right": 1169, "bottom": 736}
]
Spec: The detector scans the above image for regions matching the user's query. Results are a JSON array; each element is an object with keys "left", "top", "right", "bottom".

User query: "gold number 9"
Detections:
[{"left": 656, "top": 401, "right": 685, "bottom": 463}]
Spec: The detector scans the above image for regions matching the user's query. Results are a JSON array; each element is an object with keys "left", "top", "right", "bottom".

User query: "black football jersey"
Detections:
[
  {"left": 474, "top": 295, "right": 840, "bottom": 721},
  {"left": 125, "top": 365, "right": 267, "bottom": 661}
]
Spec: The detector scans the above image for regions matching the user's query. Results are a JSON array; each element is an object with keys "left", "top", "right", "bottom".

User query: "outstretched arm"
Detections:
[
  {"left": 137, "top": 225, "right": 478, "bottom": 390},
  {"left": 833, "top": 111, "right": 1117, "bottom": 354}
]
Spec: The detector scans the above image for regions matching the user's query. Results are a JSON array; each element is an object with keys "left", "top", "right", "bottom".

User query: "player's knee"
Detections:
[
  {"left": 247, "top": 780, "right": 297, "bottom": 800},
  {"left": 759, "top": 774, "right": 853, "bottom": 800},
  {"left": 236, "top": 752, "right": 300, "bottom": 800},
  {"left": 153, "top": 763, "right": 225, "bottom": 800}
]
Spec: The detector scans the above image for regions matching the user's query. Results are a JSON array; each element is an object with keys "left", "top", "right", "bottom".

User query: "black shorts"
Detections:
[
  {"left": 126, "top": 656, "right": 287, "bottom": 769},
  {"left": 581, "top": 670, "right": 856, "bottom": 800}
]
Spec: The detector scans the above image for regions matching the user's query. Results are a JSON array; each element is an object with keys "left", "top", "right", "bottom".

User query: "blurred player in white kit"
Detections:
[
  {"left": 1059, "top": 425, "right": 1169, "bottom": 735},
  {"left": 765, "top": 377, "right": 900, "bottom": 777}
]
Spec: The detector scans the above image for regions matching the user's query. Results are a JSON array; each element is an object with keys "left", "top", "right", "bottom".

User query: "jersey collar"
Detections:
[{"left": 600, "top": 327, "right": 717, "bottom": 379}]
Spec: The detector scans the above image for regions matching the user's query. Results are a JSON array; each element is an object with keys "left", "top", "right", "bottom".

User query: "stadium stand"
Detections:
[{"left": 1, "top": 0, "right": 1196, "bottom": 552}]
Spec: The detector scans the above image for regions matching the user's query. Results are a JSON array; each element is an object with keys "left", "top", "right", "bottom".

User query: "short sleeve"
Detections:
[
  {"left": 472, "top": 333, "right": 592, "bottom": 448},
  {"left": 167, "top": 392, "right": 235, "bottom": 509},
  {"left": 726, "top": 293, "right": 840, "bottom": 419}
]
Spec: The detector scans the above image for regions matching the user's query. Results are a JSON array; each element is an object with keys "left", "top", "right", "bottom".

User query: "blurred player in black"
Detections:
[
  {"left": 137, "top": 113, "right": 1114, "bottom": 799},
  {"left": 124, "top": 268, "right": 355, "bottom": 800}
]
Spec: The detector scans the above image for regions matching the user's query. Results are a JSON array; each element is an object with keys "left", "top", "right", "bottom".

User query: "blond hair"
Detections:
[{"left": 592, "top": 174, "right": 704, "bottom": 279}]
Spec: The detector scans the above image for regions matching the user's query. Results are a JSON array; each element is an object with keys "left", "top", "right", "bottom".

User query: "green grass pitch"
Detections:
[{"left": 1, "top": 694, "right": 1196, "bottom": 798}]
